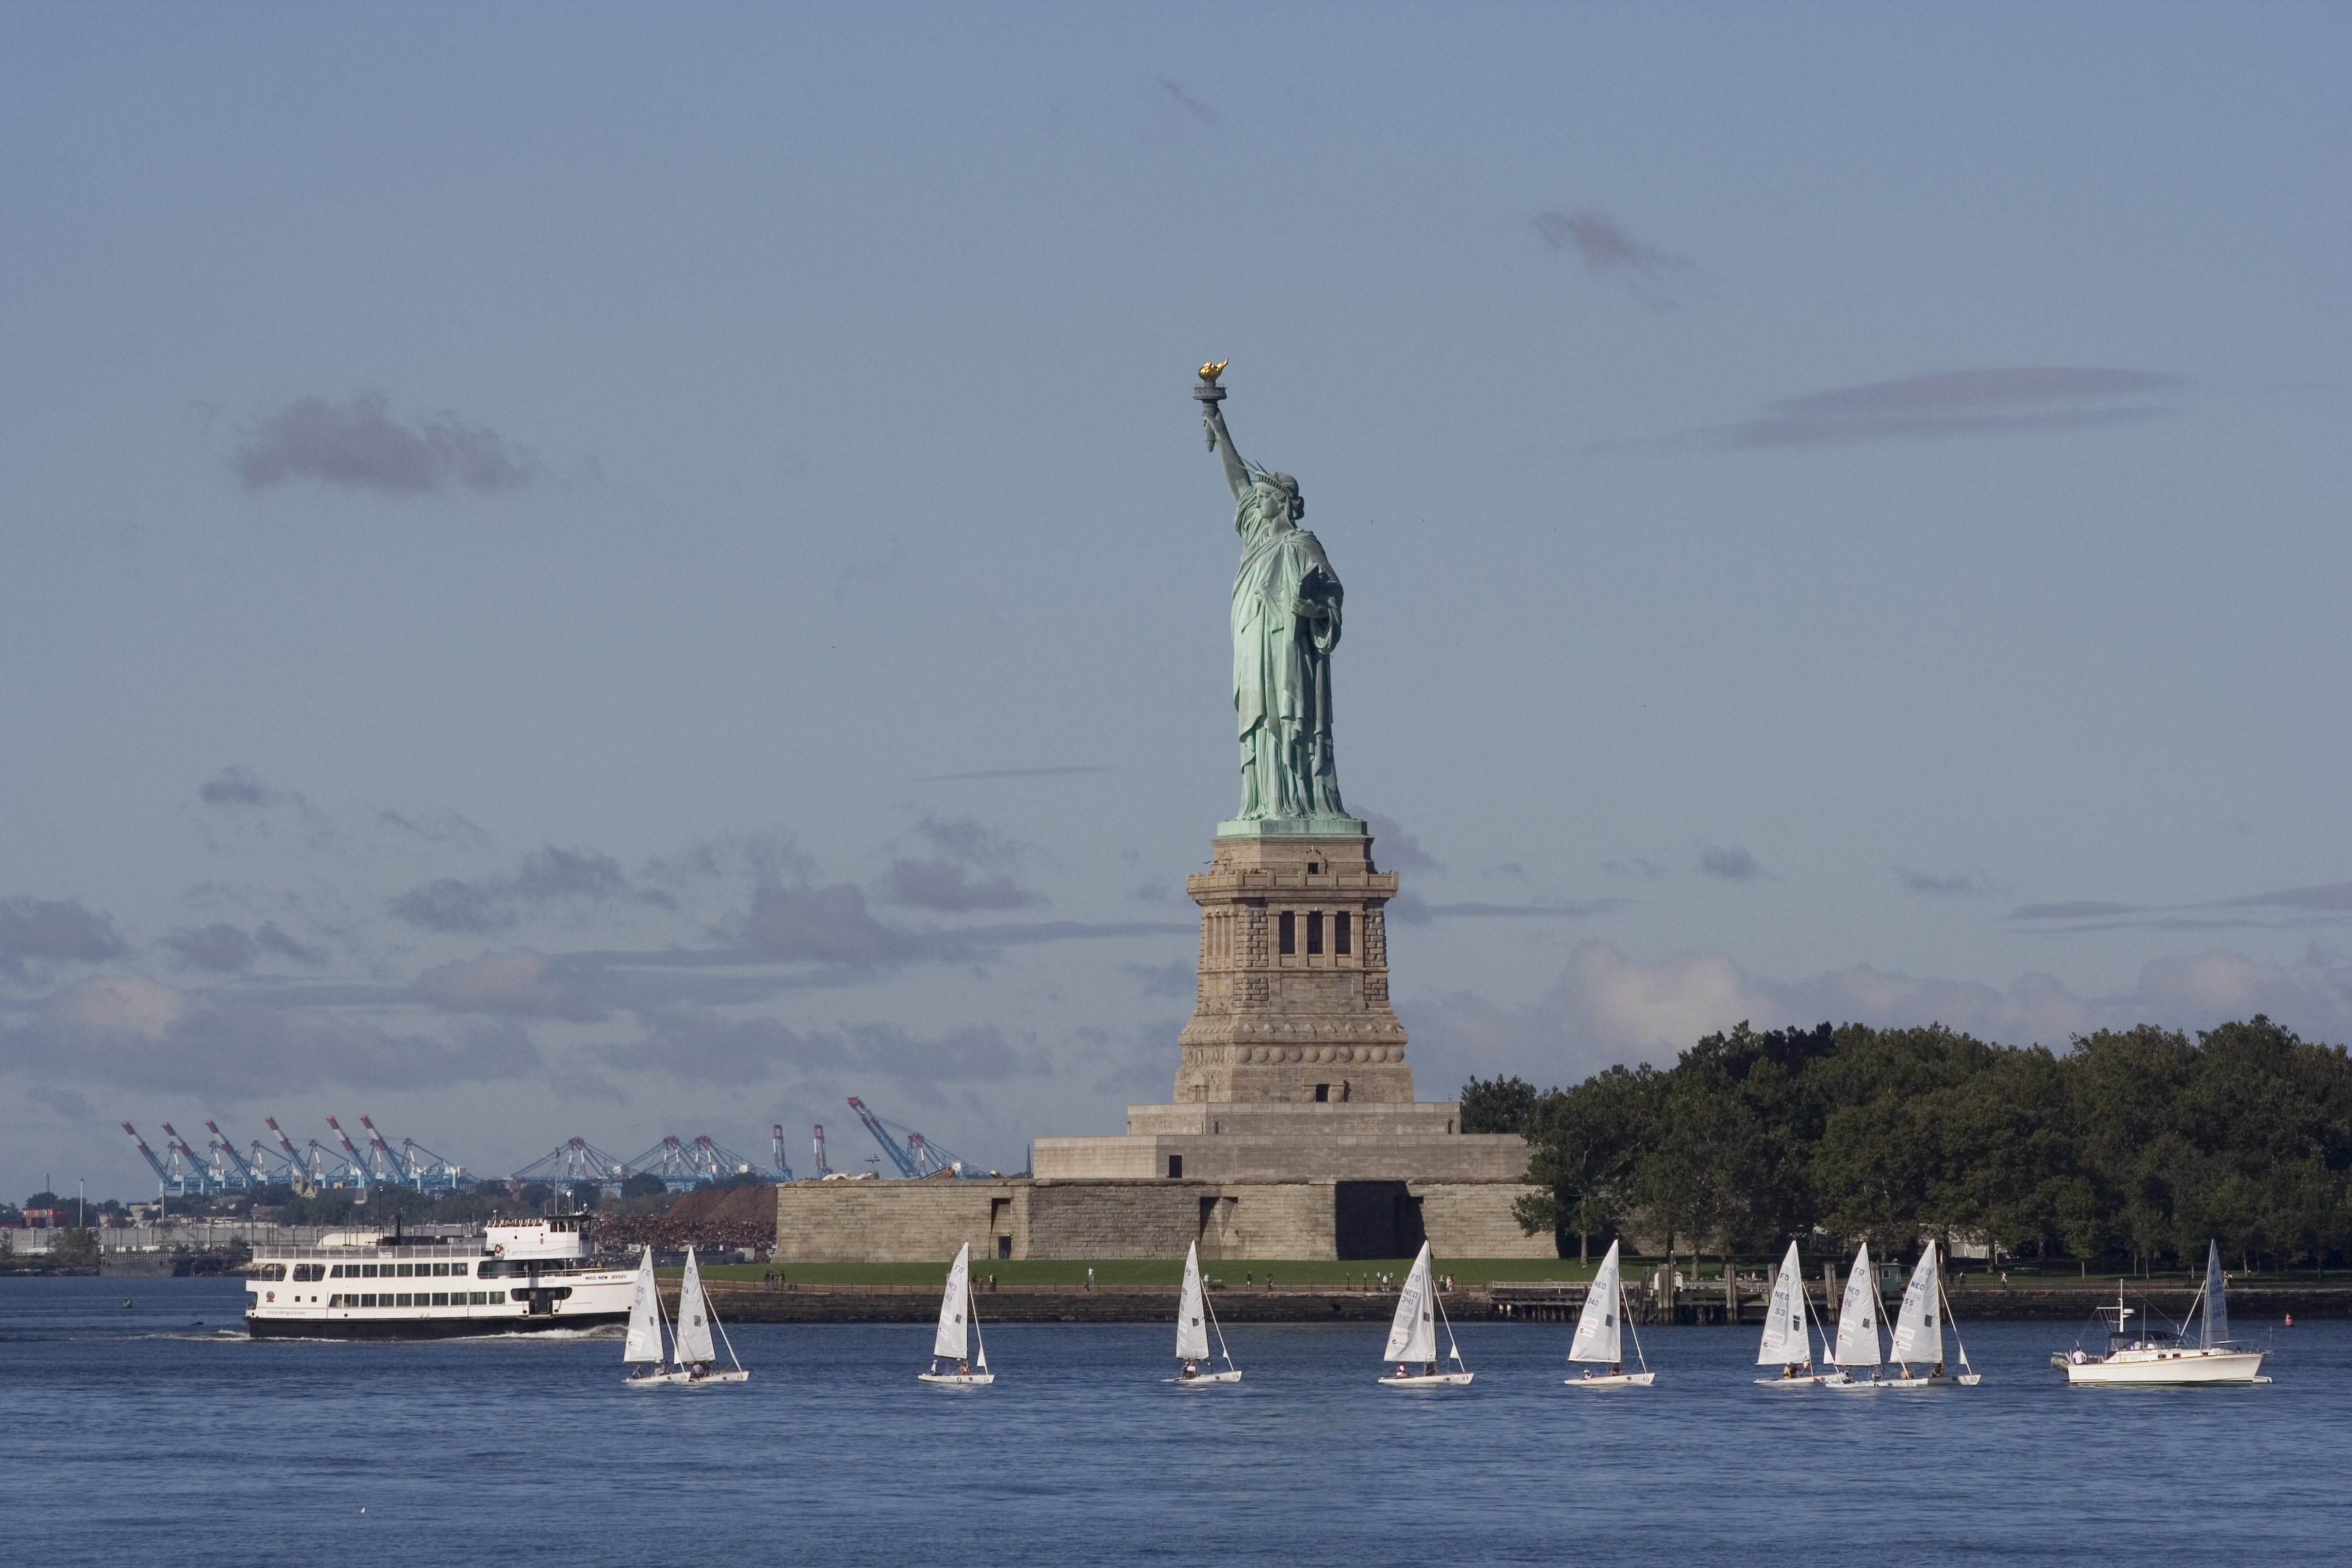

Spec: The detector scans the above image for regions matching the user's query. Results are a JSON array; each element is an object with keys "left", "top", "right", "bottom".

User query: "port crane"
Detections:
[
  {"left": 844, "top": 1096, "right": 970, "bottom": 1177},
  {"left": 511, "top": 1136, "right": 627, "bottom": 1191},
  {"left": 619, "top": 1134, "right": 777, "bottom": 1190},
  {"left": 812, "top": 1124, "right": 830, "bottom": 1177},
  {"left": 770, "top": 1124, "right": 798, "bottom": 1183}
]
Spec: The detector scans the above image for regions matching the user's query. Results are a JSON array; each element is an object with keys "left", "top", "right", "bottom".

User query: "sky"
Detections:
[{"left": 3, "top": 2, "right": 2347, "bottom": 1200}]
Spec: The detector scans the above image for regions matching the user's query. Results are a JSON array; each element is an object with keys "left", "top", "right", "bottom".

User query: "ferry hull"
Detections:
[{"left": 247, "top": 1310, "right": 627, "bottom": 1341}]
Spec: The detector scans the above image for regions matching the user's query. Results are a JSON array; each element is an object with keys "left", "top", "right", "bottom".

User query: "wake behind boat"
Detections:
[
  {"left": 1377, "top": 1242, "right": 1472, "bottom": 1388},
  {"left": 1563, "top": 1239, "right": 1652, "bottom": 1387},
  {"left": 919, "top": 1243, "right": 994, "bottom": 1387},
  {"left": 2061, "top": 1241, "right": 2270, "bottom": 1387},
  {"left": 1171, "top": 1241, "right": 1241, "bottom": 1384}
]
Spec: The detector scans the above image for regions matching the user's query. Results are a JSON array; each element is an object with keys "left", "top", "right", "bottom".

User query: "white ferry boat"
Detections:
[{"left": 244, "top": 1218, "right": 634, "bottom": 1340}]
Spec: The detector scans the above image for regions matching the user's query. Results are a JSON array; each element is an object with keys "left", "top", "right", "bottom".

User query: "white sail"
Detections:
[
  {"left": 1382, "top": 1242, "right": 1438, "bottom": 1365},
  {"left": 623, "top": 1247, "right": 665, "bottom": 1364},
  {"left": 1567, "top": 1240, "right": 1624, "bottom": 1364},
  {"left": 1831, "top": 1243, "right": 1882, "bottom": 1367},
  {"left": 2200, "top": 1240, "right": 2230, "bottom": 1349},
  {"left": 1755, "top": 1241, "right": 1810, "bottom": 1366},
  {"left": 1889, "top": 1243, "right": 1942, "bottom": 1365},
  {"left": 672, "top": 1247, "right": 717, "bottom": 1365},
  {"left": 933, "top": 1242, "right": 972, "bottom": 1361},
  {"left": 1177, "top": 1242, "right": 1211, "bottom": 1360}
]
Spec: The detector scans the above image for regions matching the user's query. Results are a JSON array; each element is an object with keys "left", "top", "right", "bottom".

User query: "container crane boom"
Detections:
[
  {"left": 813, "top": 1124, "right": 830, "bottom": 1177},
  {"left": 122, "top": 1123, "right": 172, "bottom": 1183},
  {"left": 205, "top": 1120, "right": 263, "bottom": 1183},
  {"left": 846, "top": 1096, "right": 921, "bottom": 1178}
]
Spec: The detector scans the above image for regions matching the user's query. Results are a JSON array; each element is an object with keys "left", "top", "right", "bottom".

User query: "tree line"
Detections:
[{"left": 1461, "top": 1015, "right": 2352, "bottom": 1271}]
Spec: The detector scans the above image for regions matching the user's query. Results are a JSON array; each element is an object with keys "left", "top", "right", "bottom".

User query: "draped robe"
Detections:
[{"left": 1230, "top": 480, "right": 1345, "bottom": 820}]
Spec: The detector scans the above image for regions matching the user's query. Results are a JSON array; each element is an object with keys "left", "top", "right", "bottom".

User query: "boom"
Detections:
[{"left": 847, "top": 1096, "right": 920, "bottom": 1178}]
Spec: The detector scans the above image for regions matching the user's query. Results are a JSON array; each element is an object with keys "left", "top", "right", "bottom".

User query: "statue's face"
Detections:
[{"left": 1259, "top": 485, "right": 1303, "bottom": 526}]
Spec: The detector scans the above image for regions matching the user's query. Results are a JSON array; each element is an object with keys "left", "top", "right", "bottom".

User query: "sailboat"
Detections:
[
  {"left": 670, "top": 1247, "right": 749, "bottom": 1384},
  {"left": 1377, "top": 1242, "right": 1473, "bottom": 1387},
  {"left": 2061, "top": 1241, "right": 2270, "bottom": 1386},
  {"left": 1563, "top": 1239, "right": 1654, "bottom": 1386},
  {"left": 1884, "top": 1241, "right": 1979, "bottom": 1388},
  {"left": 918, "top": 1241, "right": 994, "bottom": 1386},
  {"left": 1754, "top": 1240, "right": 1829, "bottom": 1387},
  {"left": 621, "top": 1245, "right": 675, "bottom": 1387},
  {"left": 1171, "top": 1241, "right": 1241, "bottom": 1383},
  {"left": 1822, "top": 1241, "right": 1886, "bottom": 1390}
]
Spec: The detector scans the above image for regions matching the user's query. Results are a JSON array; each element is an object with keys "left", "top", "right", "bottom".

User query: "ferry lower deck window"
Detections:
[
  {"left": 431, "top": 1262, "right": 450, "bottom": 1276},
  {"left": 470, "top": 1291, "right": 489, "bottom": 1305},
  {"left": 1335, "top": 913, "right": 1351, "bottom": 955},
  {"left": 432, "top": 1292, "right": 450, "bottom": 1306},
  {"left": 451, "top": 1262, "right": 468, "bottom": 1275},
  {"left": 361, "top": 1293, "right": 378, "bottom": 1307}
]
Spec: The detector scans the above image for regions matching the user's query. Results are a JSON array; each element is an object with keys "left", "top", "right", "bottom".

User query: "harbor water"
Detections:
[{"left": 4, "top": 1276, "right": 2347, "bottom": 1565}]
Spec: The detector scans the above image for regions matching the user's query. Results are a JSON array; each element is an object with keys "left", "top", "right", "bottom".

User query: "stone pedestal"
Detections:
[{"left": 1174, "top": 823, "right": 1413, "bottom": 1105}]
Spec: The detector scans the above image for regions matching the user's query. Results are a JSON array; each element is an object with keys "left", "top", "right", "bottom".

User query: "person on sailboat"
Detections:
[{"left": 1179, "top": 1359, "right": 1199, "bottom": 1380}]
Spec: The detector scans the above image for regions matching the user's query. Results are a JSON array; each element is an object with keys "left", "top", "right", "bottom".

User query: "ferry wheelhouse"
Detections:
[{"left": 245, "top": 1218, "right": 634, "bottom": 1340}]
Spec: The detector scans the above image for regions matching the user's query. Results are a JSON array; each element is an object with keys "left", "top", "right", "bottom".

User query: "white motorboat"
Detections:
[
  {"left": 1171, "top": 1241, "right": 1241, "bottom": 1384},
  {"left": 1820, "top": 1241, "right": 1888, "bottom": 1390},
  {"left": 1562, "top": 1239, "right": 1654, "bottom": 1387},
  {"left": 1882, "top": 1241, "right": 1979, "bottom": 1388},
  {"left": 1754, "top": 1240, "right": 1831, "bottom": 1388},
  {"left": 1377, "top": 1242, "right": 1473, "bottom": 1387},
  {"left": 917, "top": 1242, "right": 995, "bottom": 1386},
  {"left": 2061, "top": 1243, "right": 2270, "bottom": 1387}
]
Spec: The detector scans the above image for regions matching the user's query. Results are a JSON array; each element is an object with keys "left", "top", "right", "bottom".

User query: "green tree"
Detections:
[
  {"left": 1516, "top": 1065, "right": 1658, "bottom": 1259},
  {"left": 50, "top": 1228, "right": 100, "bottom": 1270},
  {"left": 1459, "top": 1075, "right": 1539, "bottom": 1134}
]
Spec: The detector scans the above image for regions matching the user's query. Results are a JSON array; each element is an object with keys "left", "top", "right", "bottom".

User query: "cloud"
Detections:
[
  {"left": 1126, "top": 961, "right": 1197, "bottom": 1001},
  {"left": 884, "top": 861, "right": 1041, "bottom": 911},
  {"left": 2006, "top": 879, "right": 2352, "bottom": 932},
  {"left": 913, "top": 766, "right": 1111, "bottom": 783},
  {"left": 373, "top": 807, "right": 489, "bottom": 849},
  {"left": 199, "top": 766, "right": 285, "bottom": 808},
  {"left": 744, "top": 883, "right": 903, "bottom": 965},
  {"left": 1603, "top": 855, "right": 1670, "bottom": 879},
  {"left": 1360, "top": 812, "right": 1441, "bottom": 872},
  {"left": 411, "top": 947, "right": 602, "bottom": 1021},
  {"left": 1718, "top": 367, "right": 2181, "bottom": 448},
  {"left": 2215, "top": 882, "right": 2352, "bottom": 913},
  {"left": 1897, "top": 868, "right": 1980, "bottom": 897},
  {"left": 389, "top": 847, "right": 669, "bottom": 934},
  {"left": 3, "top": 975, "right": 541, "bottom": 1097},
  {"left": 1384, "top": 889, "right": 1620, "bottom": 924},
  {"left": 1154, "top": 75, "right": 1218, "bottom": 129},
  {"left": 254, "top": 922, "right": 329, "bottom": 965},
  {"left": 0, "top": 897, "right": 129, "bottom": 981},
  {"left": 597, "top": 1009, "right": 1022, "bottom": 1090},
  {"left": 1699, "top": 845, "right": 1770, "bottom": 882},
  {"left": 234, "top": 392, "right": 536, "bottom": 495},
  {"left": 833, "top": 536, "right": 906, "bottom": 600},
  {"left": 599, "top": 1009, "right": 847, "bottom": 1087},
  {"left": 162, "top": 923, "right": 260, "bottom": 973},
  {"left": 1534, "top": 209, "right": 1690, "bottom": 304},
  {"left": 1401, "top": 940, "right": 2352, "bottom": 1094},
  {"left": 744, "top": 881, "right": 1175, "bottom": 968},
  {"left": 29, "top": 1084, "right": 96, "bottom": 1121}
]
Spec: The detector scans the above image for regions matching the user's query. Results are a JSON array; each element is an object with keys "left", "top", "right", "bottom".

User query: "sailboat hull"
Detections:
[
  {"left": 1563, "top": 1371, "right": 1654, "bottom": 1387},
  {"left": 1820, "top": 1371, "right": 1888, "bottom": 1390},
  {"left": 917, "top": 1372, "right": 995, "bottom": 1386},
  {"left": 1754, "top": 1373, "right": 1827, "bottom": 1388},
  {"left": 1378, "top": 1372, "right": 1473, "bottom": 1387},
  {"left": 1169, "top": 1370, "right": 1243, "bottom": 1384}
]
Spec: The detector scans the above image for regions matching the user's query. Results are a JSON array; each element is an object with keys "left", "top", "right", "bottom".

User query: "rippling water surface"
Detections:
[{"left": 4, "top": 1277, "right": 2347, "bottom": 1566}]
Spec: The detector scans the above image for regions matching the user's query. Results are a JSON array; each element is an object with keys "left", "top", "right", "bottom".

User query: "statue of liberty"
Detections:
[{"left": 1196, "top": 367, "right": 1349, "bottom": 824}]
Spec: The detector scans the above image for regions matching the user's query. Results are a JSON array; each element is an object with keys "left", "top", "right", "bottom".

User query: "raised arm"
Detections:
[{"left": 1202, "top": 399, "right": 1252, "bottom": 501}]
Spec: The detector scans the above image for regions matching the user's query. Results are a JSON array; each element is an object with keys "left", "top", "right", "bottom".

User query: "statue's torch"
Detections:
[{"left": 1194, "top": 360, "right": 1228, "bottom": 448}]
